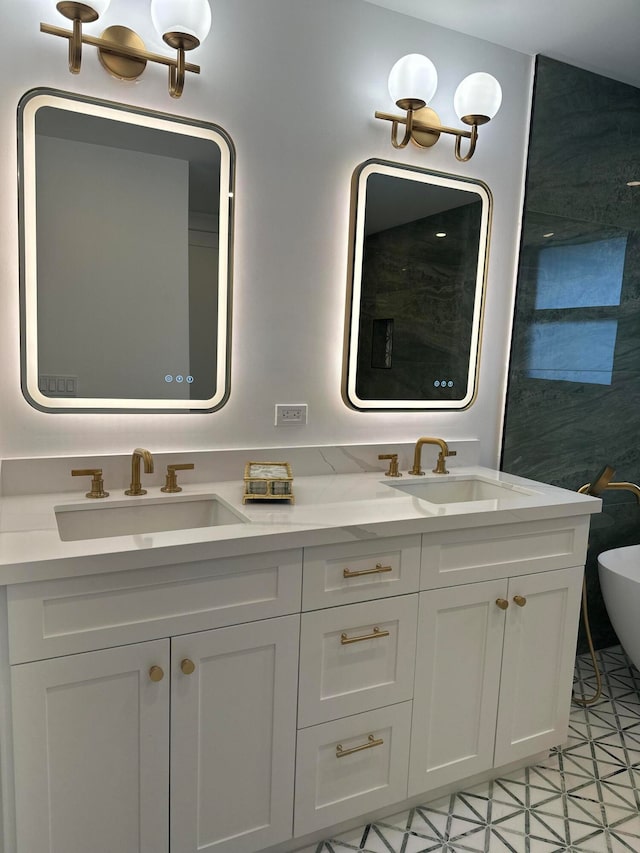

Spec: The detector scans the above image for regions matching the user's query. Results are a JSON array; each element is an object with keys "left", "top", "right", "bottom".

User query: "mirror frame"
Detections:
[
  {"left": 343, "top": 159, "right": 492, "bottom": 411},
  {"left": 18, "top": 88, "right": 235, "bottom": 413}
]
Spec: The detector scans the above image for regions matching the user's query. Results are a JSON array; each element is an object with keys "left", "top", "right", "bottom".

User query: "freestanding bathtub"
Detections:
[{"left": 598, "top": 545, "right": 640, "bottom": 671}]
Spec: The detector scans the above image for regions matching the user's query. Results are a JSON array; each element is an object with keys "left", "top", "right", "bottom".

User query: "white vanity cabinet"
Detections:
[
  {"left": 294, "top": 536, "right": 421, "bottom": 836},
  {"left": 2, "top": 505, "right": 593, "bottom": 853},
  {"left": 409, "top": 565, "right": 583, "bottom": 795},
  {"left": 12, "top": 639, "right": 171, "bottom": 853},
  {"left": 8, "top": 551, "right": 302, "bottom": 853},
  {"left": 169, "top": 616, "right": 299, "bottom": 853}
]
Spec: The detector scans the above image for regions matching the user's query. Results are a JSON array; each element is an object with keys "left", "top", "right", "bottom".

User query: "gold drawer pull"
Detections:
[
  {"left": 496, "top": 598, "right": 509, "bottom": 610},
  {"left": 149, "top": 665, "right": 164, "bottom": 682},
  {"left": 180, "top": 658, "right": 196, "bottom": 675},
  {"left": 336, "top": 734, "right": 384, "bottom": 758},
  {"left": 343, "top": 563, "right": 393, "bottom": 578},
  {"left": 341, "top": 626, "right": 390, "bottom": 645},
  {"left": 513, "top": 595, "right": 527, "bottom": 607}
]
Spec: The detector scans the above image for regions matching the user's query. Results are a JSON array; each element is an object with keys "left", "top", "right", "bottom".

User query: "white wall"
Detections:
[{"left": 0, "top": 0, "right": 533, "bottom": 464}]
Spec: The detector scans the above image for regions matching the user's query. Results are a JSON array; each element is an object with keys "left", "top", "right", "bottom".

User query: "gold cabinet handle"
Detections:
[
  {"left": 336, "top": 734, "right": 384, "bottom": 758},
  {"left": 180, "top": 658, "right": 196, "bottom": 675},
  {"left": 149, "top": 665, "right": 164, "bottom": 682},
  {"left": 341, "top": 626, "right": 390, "bottom": 645},
  {"left": 513, "top": 595, "right": 527, "bottom": 607},
  {"left": 343, "top": 563, "right": 393, "bottom": 578},
  {"left": 496, "top": 598, "right": 509, "bottom": 610}
]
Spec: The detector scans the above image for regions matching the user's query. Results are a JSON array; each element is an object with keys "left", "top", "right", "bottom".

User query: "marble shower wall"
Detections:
[
  {"left": 502, "top": 56, "right": 640, "bottom": 651},
  {"left": 356, "top": 202, "right": 482, "bottom": 403}
]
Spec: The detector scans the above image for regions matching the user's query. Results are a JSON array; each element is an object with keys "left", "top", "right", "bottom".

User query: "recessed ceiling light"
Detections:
[
  {"left": 627, "top": 180, "right": 640, "bottom": 187},
  {"left": 435, "top": 232, "right": 447, "bottom": 238},
  {"left": 543, "top": 232, "right": 554, "bottom": 238}
]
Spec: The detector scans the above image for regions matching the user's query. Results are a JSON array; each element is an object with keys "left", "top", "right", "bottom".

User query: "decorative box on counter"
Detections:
[{"left": 243, "top": 462, "right": 295, "bottom": 504}]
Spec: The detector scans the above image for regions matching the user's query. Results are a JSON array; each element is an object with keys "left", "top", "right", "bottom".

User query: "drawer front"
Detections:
[
  {"left": 298, "top": 595, "right": 418, "bottom": 727},
  {"left": 302, "top": 536, "right": 420, "bottom": 611},
  {"left": 7, "top": 549, "right": 302, "bottom": 663},
  {"left": 421, "top": 516, "right": 590, "bottom": 589},
  {"left": 294, "top": 702, "right": 411, "bottom": 838}
]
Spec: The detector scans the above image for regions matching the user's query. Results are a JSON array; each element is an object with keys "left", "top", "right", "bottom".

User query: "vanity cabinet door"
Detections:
[
  {"left": 170, "top": 614, "right": 299, "bottom": 853},
  {"left": 11, "top": 639, "right": 170, "bottom": 853},
  {"left": 494, "top": 565, "right": 583, "bottom": 767},
  {"left": 409, "top": 580, "right": 506, "bottom": 796}
]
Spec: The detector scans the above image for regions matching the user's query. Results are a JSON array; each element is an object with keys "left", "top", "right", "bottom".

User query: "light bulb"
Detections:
[
  {"left": 454, "top": 72, "right": 502, "bottom": 121},
  {"left": 56, "top": 0, "right": 111, "bottom": 20},
  {"left": 151, "top": 0, "right": 212, "bottom": 45},
  {"left": 88, "top": 0, "right": 110, "bottom": 15},
  {"left": 388, "top": 54, "right": 438, "bottom": 108}
]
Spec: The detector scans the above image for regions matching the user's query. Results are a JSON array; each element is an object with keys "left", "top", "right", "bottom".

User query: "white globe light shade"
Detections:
[
  {"left": 388, "top": 54, "right": 438, "bottom": 107},
  {"left": 151, "top": 0, "right": 212, "bottom": 43},
  {"left": 454, "top": 72, "right": 502, "bottom": 120},
  {"left": 87, "top": 0, "right": 111, "bottom": 16}
]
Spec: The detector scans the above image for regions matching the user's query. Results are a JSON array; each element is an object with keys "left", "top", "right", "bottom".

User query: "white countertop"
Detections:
[{"left": 0, "top": 467, "right": 600, "bottom": 585}]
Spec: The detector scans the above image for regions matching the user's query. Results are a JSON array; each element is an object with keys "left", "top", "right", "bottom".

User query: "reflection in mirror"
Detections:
[
  {"left": 344, "top": 160, "right": 491, "bottom": 410},
  {"left": 18, "top": 89, "right": 234, "bottom": 413}
]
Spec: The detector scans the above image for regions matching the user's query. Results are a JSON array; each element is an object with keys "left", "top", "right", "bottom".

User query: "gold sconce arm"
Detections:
[
  {"left": 454, "top": 122, "right": 479, "bottom": 162},
  {"left": 169, "top": 46, "right": 187, "bottom": 98},
  {"left": 389, "top": 111, "right": 415, "bottom": 149},
  {"left": 375, "top": 108, "right": 483, "bottom": 162},
  {"left": 69, "top": 17, "right": 82, "bottom": 72},
  {"left": 40, "top": 21, "right": 200, "bottom": 97}
]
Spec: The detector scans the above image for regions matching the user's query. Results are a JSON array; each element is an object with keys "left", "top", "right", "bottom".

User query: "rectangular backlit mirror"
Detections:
[
  {"left": 18, "top": 89, "right": 234, "bottom": 413},
  {"left": 343, "top": 160, "right": 491, "bottom": 410}
]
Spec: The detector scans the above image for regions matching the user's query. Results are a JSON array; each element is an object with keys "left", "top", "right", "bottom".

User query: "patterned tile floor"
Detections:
[{"left": 307, "top": 646, "right": 640, "bottom": 853}]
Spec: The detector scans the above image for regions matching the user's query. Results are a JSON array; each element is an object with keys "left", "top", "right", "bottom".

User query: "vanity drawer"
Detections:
[
  {"left": 298, "top": 595, "right": 418, "bottom": 727},
  {"left": 302, "top": 536, "right": 420, "bottom": 611},
  {"left": 420, "top": 516, "right": 590, "bottom": 589},
  {"left": 7, "top": 549, "right": 302, "bottom": 663},
  {"left": 294, "top": 701, "right": 411, "bottom": 837}
]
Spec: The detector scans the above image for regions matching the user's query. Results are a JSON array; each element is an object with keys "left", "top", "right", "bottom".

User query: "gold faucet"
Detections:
[
  {"left": 125, "top": 448, "right": 154, "bottom": 495},
  {"left": 409, "top": 436, "right": 457, "bottom": 475}
]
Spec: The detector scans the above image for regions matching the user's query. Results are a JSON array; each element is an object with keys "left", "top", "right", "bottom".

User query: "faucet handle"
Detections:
[
  {"left": 378, "top": 454, "right": 402, "bottom": 478},
  {"left": 161, "top": 463, "right": 195, "bottom": 493},
  {"left": 433, "top": 449, "right": 457, "bottom": 475},
  {"left": 72, "top": 468, "right": 109, "bottom": 499}
]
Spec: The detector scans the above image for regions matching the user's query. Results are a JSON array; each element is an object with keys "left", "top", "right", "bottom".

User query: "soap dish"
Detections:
[{"left": 243, "top": 462, "right": 294, "bottom": 504}]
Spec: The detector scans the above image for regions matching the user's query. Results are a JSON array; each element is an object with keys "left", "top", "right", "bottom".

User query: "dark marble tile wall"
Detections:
[
  {"left": 356, "top": 202, "right": 481, "bottom": 402},
  {"left": 502, "top": 56, "right": 640, "bottom": 653}
]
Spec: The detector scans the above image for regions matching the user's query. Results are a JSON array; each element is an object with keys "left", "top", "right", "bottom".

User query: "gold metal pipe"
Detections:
[
  {"left": 454, "top": 123, "right": 478, "bottom": 162},
  {"left": 40, "top": 23, "right": 201, "bottom": 73},
  {"left": 374, "top": 110, "right": 473, "bottom": 141},
  {"left": 169, "top": 45, "right": 186, "bottom": 98},
  {"left": 596, "top": 482, "right": 640, "bottom": 502},
  {"left": 577, "top": 479, "right": 640, "bottom": 503}
]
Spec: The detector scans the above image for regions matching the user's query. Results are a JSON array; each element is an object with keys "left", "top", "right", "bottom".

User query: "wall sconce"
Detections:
[
  {"left": 40, "top": 0, "right": 212, "bottom": 98},
  {"left": 374, "top": 54, "right": 502, "bottom": 162}
]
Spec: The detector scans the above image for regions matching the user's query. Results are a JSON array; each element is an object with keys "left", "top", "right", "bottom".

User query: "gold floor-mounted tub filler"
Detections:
[{"left": 242, "top": 462, "right": 295, "bottom": 505}]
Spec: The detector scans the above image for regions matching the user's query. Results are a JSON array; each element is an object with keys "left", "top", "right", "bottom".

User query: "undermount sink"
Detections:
[
  {"left": 55, "top": 494, "right": 248, "bottom": 541},
  {"left": 385, "top": 476, "right": 538, "bottom": 505}
]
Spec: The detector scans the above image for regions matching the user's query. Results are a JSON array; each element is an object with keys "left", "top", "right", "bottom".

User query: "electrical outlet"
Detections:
[{"left": 275, "top": 404, "right": 308, "bottom": 426}]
